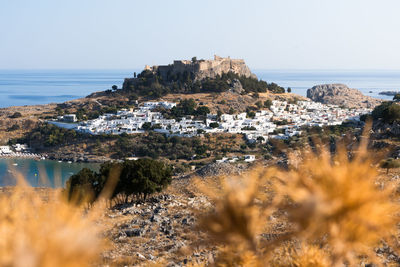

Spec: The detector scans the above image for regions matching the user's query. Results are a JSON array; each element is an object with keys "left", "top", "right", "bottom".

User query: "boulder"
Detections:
[
  {"left": 230, "top": 79, "right": 244, "bottom": 94},
  {"left": 125, "top": 228, "right": 142, "bottom": 237}
]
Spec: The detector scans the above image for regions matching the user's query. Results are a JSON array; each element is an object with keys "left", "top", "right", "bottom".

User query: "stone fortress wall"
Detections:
[{"left": 145, "top": 55, "right": 256, "bottom": 80}]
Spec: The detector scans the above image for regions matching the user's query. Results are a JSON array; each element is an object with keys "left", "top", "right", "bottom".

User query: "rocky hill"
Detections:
[
  {"left": 128, "top": 55, "right": 256, "bottom": 84},
  {"left": 307, "top": 84, "right": 382, "bottom": 109},
  {"left": 120, "top": 56, "right": 284, "bottom": 97}
]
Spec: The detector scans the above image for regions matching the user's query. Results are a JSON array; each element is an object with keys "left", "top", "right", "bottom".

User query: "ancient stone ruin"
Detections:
[{"left": 132, "top": 55, "right": 256, "bottom": 82}]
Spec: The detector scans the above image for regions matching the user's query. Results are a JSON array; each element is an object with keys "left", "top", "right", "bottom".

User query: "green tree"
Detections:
[
  {"left": 264, "top": 99, "right": 273, "bottom": 109},
  {"left": 66, "top": 159, "right": 172, "bottom": 203},
  {"left": 197, "top": 129, "right": 205, "bottom": 134},
  {"left": 380, "top": 158, "right": 400, "bottom": 174},
  {"left": 65, "top": 168, "right": 102, "bottom": 204},
  {"left": 394, "top": 94, "right": 400, "bottom": 101},
  {"left": 170, "top": 98, "right": 198, "bottom": 117},
  {"left": 141, "top": 122, "right": 152, "bottom": 130},
  {"left": 112, "top": 85, "right": 118, "bottom": 91},
  {"left": 287, "top": 87, "right": 292, "bottom": 93},
  {"left": 255, "top": 101, "right": 263, "bottom": 109},
  {"left": 209, "top": 122, "right": 219, "bottom": 128},
  {"left": 372, "top": 102, "right": 400, "bottom": 123},
  {"left": 247, "top": 111, "right": 256, "bottom": 119},
  {"left": 216, "top": 110, "right": 223, "bottom": 121},
  {"left": 387, "top": 104, "right": 400, "bottom": 122},
  {"left": 9, "top": 112, "right": 22, "bottom": 119},
  {"left": 196, "top": 106, "right": 210, "bottom": 116},
  {"left": 116, "top": 159, "right": 172, "bottom": 199},
  {"left": 257, "top": 136, "right": 265, "bottom": 143},
  {"left": 7, "top": 124, "right": 20, "bottom": 132}
]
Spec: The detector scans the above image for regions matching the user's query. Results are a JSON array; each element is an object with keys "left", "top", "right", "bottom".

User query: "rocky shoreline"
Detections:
[{"left": 45, "top": 153, "right": 111, "bottom": 163}]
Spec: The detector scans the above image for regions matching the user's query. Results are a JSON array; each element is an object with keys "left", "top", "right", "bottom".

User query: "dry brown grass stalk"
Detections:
[
  {"left": 196, "top": 138, "right": 400, "bottom": 266},
  {"left": 196, "top": 169, "right": 274, "bottom": 252},
  {"left": 275, "top": 146, "right": 399, "bottom": 265},
  {"left": 0, "top": 170, "right": 107, "bottom": 267}
]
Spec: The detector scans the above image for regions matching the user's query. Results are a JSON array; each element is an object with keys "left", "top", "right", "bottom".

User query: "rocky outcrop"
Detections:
[
  {"left": 195, "top": 162, "right": 247, "bottom": 178},
  {"left": 379, "top": 91, "right": 400, "bottom": 96},
  {"left": 103, "top": 192, "right": 214, "bottom": 265},
  {"left": 372, "top": 119, "right": 400, "bottom": 139},
  {"left": 230, "top": 78, "right": 245, "bottom": 94},
  {"left": 307, "top": 84, "right": 382, "bottom": 109}
]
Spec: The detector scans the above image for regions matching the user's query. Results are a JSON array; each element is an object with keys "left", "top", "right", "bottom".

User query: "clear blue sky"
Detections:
[{"left": 1, "top": 0, "right": 400, "bottom": 70}]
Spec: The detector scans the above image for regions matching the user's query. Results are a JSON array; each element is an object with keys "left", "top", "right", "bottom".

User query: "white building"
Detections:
[
  {"left": 64, "top": 114, "right": 77, "bottom": 123},
  {"left": 244, "top": 155, "right": 256, "bottom": 162},
  {"left": 0, "top": 146, "right": 12, "bottom": 154},
  {"left": 54, "top": 99, "right": 370, "bottom": 141}
]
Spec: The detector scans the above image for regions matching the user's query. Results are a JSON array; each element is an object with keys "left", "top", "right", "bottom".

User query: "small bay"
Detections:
[{"left": 0, "top": 159, "right": 100, "bottom": 188}]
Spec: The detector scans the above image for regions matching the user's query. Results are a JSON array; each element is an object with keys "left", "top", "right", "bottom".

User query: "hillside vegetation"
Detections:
[{"left": 121, "top": 70, "right": 285, "bottom": 98}]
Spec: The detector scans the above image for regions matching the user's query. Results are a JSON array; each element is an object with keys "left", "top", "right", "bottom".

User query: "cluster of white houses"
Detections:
[
  {"left": 67, "top": 100, "right": 370, "bottom": 143},
  {"left": 0, "top": 144, "right": 42, "bottom": 158}
]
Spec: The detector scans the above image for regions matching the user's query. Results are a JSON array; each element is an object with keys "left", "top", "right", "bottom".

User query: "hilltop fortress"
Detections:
[
  {"left": 119, "top": 55, "right": 276, "bottom": 96},
  {"left": 136, "top": 55, "right": 256, "bottom": 81}
]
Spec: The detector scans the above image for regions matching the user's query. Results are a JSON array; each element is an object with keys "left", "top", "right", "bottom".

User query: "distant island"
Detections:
[{"left": 379, "top": 91, "right": 400, "bottom": 96}]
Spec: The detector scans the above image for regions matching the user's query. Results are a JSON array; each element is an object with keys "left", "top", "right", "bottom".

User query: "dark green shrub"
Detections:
[
  {"left": 65, "top": 159, "right": 172, "bottom": 204},
  {"left": 380, "top": 158, "right": 400, "bottom": 174},
  {"left": 117, "top": 159, "right": 172, "bottom": 199},
  {"left": 7, "top": 124, "right": 20, "bottom": 131},
  {"left": 9, "top": 112, "right": 22, "bottom": 118},
  {"left": 65, "top": 168, "right": 103, "bottom": 204},
  {"left": 209, "top": 122, "right": 219, "bottom": 128},
  {"left": 264, "top": 100, "right": 273, "bottom": 109},
  {"left": 372, "top": 102, "right": 400, "bottom": 123}
]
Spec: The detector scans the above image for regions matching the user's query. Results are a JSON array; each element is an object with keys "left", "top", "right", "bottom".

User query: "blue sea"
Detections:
[
  {"left": 0, "top": 69, "right": 399, "bottom": 108},
  {"left": 255, "top": 70, "right": 400, "bottom": 101},
  {"left": 0, "top": 159, "right": 100, "bottom": 187},
  {"left": 0, "top": 69, "right": 136, "bottom": 107}
]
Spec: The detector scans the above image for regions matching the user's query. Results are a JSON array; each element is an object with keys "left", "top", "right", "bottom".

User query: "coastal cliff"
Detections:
[{"left": 307, "top": 84, "right": 382, "bottom": 109}]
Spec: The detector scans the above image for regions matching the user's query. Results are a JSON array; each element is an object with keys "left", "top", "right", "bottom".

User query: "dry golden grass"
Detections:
[
  {"left": 275, "top": 148, "right": 399, "bottom": 265},
  {"left": 269, "top": 244, "right": 331, "bottom": 267},
  {"left": 196, "top": 169, "right": 272, "bottom": 251},
  {"left": 289, "top": 245, "right": 331, "bottom": 267},
  {"left": 195, "top": 140, "right": 400, "bottom": 266},
  {"left": 0, "top": 178, "right": 106, "bottom": 267}
]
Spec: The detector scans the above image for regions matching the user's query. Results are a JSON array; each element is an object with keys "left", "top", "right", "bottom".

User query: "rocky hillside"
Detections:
[{"left": 307, "top": 84, "right": 382, "bottom": 108}]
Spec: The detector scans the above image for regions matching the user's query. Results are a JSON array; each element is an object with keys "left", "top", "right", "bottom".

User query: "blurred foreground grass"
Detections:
[{"left": 1, "top": 139, "right": 400, "bottom": 266}]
